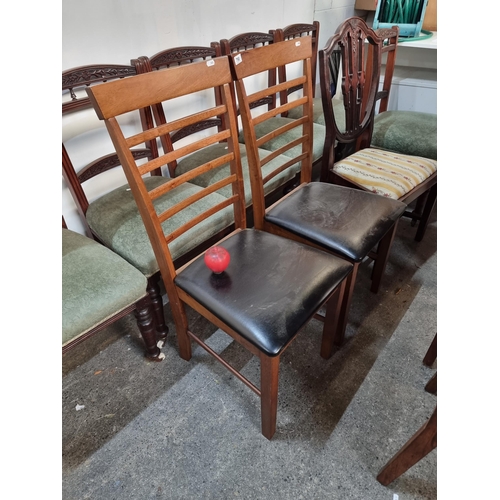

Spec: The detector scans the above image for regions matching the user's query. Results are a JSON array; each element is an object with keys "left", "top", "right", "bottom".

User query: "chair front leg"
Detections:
[
  {"left": 335, "top": 263, "right": 358, "bottom": 345},
  {"left": 260, "top": 354, "right": 280, "bottom": 440},
  {"left": 147, "top": 274, "right": 169, "bottom": 339},
  {"left": 320, "top": 278, "right": 347, "bottom": 359}
]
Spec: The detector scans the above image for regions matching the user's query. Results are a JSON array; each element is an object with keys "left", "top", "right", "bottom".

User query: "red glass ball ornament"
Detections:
[{"left": 204, "top": 246, "right": 230, "bottom": 274}]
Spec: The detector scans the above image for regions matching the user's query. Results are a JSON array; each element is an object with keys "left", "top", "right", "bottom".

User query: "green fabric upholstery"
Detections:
[
  {"left": 371, "top": 111, "right": 437, "bottom": 160},
  {"left": 286, "top": 97, "right": 325, "bottom": 125},
  {"left": 175, "top": 143, "right": 301, "bottom": 206},
  {"left": 285, "top": 97, "right": 346, "bottom": 132},
  {"left": 62, "top": 228, "right": 148, "bottom": 346},
  {"left": 239, "top": 117, "right": 325, "bottom": 163},
  {"left": 86, "top": 176, "right": 234, "bottom": 276}
]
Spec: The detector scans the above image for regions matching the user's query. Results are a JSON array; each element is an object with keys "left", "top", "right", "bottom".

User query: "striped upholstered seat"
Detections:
[{"left": 333, "top": 148, "right": 437, "bottom": 200}]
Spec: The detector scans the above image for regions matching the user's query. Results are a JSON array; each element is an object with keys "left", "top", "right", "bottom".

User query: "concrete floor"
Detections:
[{"left": 62, "top": 206, "right": 437, "bottom": 500}]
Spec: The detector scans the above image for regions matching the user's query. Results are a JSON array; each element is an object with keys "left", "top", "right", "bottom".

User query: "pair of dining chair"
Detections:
[{"left": 85, "top": 32, "right": 406, "bottom": 438}]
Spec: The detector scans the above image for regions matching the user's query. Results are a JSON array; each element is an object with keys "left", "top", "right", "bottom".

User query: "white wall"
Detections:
[{"left": 62, "top": 0, "right": 359, "bottom": 233}]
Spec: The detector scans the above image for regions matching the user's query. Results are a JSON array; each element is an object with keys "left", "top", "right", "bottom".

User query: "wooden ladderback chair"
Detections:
[
  {"left": 231, "top": 37, "right": 406, "bottom": 345},
  {"left": 86, "top": 54, "right": 354, "bottom": 439},
  {"left": 62, "top": 214, "right": 162, "bottom": 361},
  {"left": 319, "top": 17, "right": 437, "bottom": 242},
  {"left": 220, "top": 29, "right": 326, "bottom": 181},
  {"left": 62, "top": 64, "right": 169, "bottom": 341},
  {"left": 273, "top": 21, "right": 323, "bottom": 122}
]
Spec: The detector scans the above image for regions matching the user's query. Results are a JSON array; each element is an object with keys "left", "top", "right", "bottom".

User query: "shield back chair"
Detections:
[
  {"left": 85, "top": 54, "right": 353, "bottom": 439},
  {"left": 132, "top": 44, "right": 300, "bottom": 216},
  {"left": 219, "top": 30, "right": 326, "bottom": 183},
  {"left": 62, "top": 215, "right": 162, "bottom": 361},
  {"left": 319, "top": 18, "right": 437, "bottom": 242},
  {"left": 230, "top": 37, "right": 406, "bottom": 349}
]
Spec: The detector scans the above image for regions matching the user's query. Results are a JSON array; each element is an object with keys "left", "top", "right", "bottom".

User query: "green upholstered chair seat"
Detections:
[
  {"left": 371, "top": 111, "right": 437, "bottom": 160},
  {"left": 175, "top": 143, "right": 300, "bottom": 206},
  {"left": 286, "top": 97, "right": 346, "bottom": 132},
  {"left": 286, "top": 97, "right": 325, "bottom": 125},
  {"left": 238, "top": 116, "right": 325, "bottom": 163},
  {"left": 62, "top": 228, "right": 148, "bottom": 346},
  {"left": 86, "top": 176, "right": 234, "bottom": 276}
]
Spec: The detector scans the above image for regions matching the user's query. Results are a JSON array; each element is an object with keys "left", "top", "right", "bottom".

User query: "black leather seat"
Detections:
[
  {"left": 265, "top": 183, "right": 406, "bottom": 262},
  {"left": 175, "top": 229, "right": 353, "bottom": 356}
]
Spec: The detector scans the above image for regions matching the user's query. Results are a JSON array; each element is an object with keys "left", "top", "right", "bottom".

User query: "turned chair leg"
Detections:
[
  {"left": 371, "top": 222, "right": 398, "bottom": 294},
  {"left": 147, "top": 274, "right": 169, "bottom": 339},
  {"left": 134, "top": 296, "right": 163, "bottom": 361},
  {"left": 260, "top": 354, "right": 280, "bottom": 440},
  {"left": 377, "top": 407, "right": 437, "bottom": 486}
]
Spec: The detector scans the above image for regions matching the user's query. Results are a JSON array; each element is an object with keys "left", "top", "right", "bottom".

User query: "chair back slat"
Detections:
[
  {"left": 88, "top": 60, "right": 231, "bottom": 120},
  {"left": 132, "top": 45, "right": 225, "bottom": 177},
  {"left": 157, "top": 175, "right": 236, "bottom": 224},
  {"left": 86, "top": 56, "right": 247, "bottom": 280},
  {"left": 164, "top": 197, "right": 237, "bottom": 245}
]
